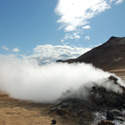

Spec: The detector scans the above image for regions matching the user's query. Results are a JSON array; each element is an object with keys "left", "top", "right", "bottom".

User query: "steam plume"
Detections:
[{"left": 0, "top": 55, "right": 123, "bottom": 103}]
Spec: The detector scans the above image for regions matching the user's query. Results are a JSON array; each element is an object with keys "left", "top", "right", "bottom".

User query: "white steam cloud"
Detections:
[{"left": 0, "top": 55, "right": 124, "bottom": 103}]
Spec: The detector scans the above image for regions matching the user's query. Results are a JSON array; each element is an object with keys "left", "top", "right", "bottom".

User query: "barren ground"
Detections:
[
  {"left": 0, "top": 69, "right": 124, "bottom": 125},
  {"left": 110, "top": 68, "right": 125, "bottom": 80},
  {"left": 0, "top": 92, "right": 76, "bottom": 125}
]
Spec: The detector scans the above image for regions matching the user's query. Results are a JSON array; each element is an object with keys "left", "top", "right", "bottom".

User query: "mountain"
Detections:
[{"left": 57, "top": 36, "right": 125, "bottom": 71}]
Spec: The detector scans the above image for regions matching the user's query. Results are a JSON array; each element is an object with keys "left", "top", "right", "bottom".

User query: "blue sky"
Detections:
[{"left": 0, "top": 0, "right": 125, "bottom": 63}]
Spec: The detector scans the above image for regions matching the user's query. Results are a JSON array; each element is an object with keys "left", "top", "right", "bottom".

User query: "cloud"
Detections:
[
  {"left": 110, "top": 0, "right": 124, "bottom": 4},
  {"left": 64, "top": 33, "right": 80, "bottom": 40},
  {"left": 61, "top": 32, "right": 80, "bottom": 42},
  {"left": 29, "top": 44, "right": 91, "bottom": 64},
  {"left": 1, "top": 46, "right": 20, "bottom": 53},
  {"left": 1, "top": 44, "right": 90, "bottom": 64},
  {"left": 55, "top": 0, "right": 124, "bottom": 32},
  {"left": 85, "top": 35, "right": 91, "bottom": 41},
  {"left": 1, "top": 46, "right": 9, "bottom": 51},
  {"left": 12, "top": 48, "right": 20, "bottom": 52},
  {"left": 82, "top": 25, "right": 91, "bottom": 30},
  {"left": 115, "top": 0, "right": 124, "bottom": 4}
]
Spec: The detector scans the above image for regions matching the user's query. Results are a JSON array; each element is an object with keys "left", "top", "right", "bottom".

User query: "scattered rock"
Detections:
[
  {"left": 115, "top": 116, "right": 125, "bottom": 121},
  {"left": 106, "top": 111, "right": 114, "bottom": 120},
  {"left": 110, "top": 109, "right": 122, "bottom": 117},
  {"left": 51, "top": 119, "right": 56, "bottom": 125},
  {"left": 89, "top": 82, "right": 125, "bottom": 109},
  {"left": 108, "top": 75, "right": 118, "bottom": 83},
  {"left": 50, "top": 76, "right": 125, "bottom": 125},
  {"left": 98, "top": 120, "right": 114, "bottom": 125}
]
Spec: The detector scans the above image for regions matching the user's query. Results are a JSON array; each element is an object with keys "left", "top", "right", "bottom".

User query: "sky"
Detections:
[{"left": 0, "top": 0, "right": 125, "bottom": 63}]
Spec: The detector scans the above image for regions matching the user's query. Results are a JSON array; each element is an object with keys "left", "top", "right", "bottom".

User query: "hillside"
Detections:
[{"left": 58, "top": 36, "right": 125, "bottom": 71}]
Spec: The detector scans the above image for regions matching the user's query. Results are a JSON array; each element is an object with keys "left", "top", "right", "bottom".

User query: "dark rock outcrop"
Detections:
[{"left": 50, "top": 75, "right": 125, "bottom": 125}]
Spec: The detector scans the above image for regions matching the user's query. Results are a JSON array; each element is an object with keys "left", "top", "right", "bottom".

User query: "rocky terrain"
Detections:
[{"left": 50, "top": 75, "right": 125, "bottom": 125}]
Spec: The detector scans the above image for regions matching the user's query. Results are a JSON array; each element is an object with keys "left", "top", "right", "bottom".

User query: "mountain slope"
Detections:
[{"left": 58, "top": 36, "right": 125, "bottom": 71}]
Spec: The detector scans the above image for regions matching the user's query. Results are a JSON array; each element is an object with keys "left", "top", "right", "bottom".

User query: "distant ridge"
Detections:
[{"left": 57, "top": 36, "right": 125, "bottom": 70}]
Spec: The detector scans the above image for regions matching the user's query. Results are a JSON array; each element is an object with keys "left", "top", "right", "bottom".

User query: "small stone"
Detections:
[
  {"left": 110, "top": 109, "right": 122, "bottom": 116},
  {"left": 51, "top": 119, "right": 56, "bottom": 125},
  {"left": 115, "top": 116, "right": 124, "bottom": 121},
  {"left": 98, "top": 120, "right": 114, "bottom": 125},
  {"left": 108, "top": 75, "right": 118, "bottom": 82},
  {"left": 106, "top": 111, "right": 114, "bottom": 120}
]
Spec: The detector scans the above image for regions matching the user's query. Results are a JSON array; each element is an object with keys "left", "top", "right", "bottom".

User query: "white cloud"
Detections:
[
  {"left": 65, "top": 32, "right": 80, "bottom": 40},
  {"left": 115, "top": 0, "right": 124, "bottom": 4},
  {"left": 82, "top": 25, "right": 91, "bottom": 30},
  {"left": 60, "top": 32, "right": 80, "bottom": 43},
  {"left": 60, "top": 39, "right": 65, "bottom": 43},
  {"left": 1, "top": 46, "right": 9, "bottom": 51},
  {"left": 1, "top": 46, "right": 20, "bottom": 53},
  {"left": 72, "top": 33, "right": 80, "bottom": 39},
  {"left": 55, "top": 0, "right": 110, "bottom": 32},
  {"left": 55, "top": 0, "right": 124, "bottom": 32},
  {"left": 85, "top": 36, "right": 91, "bottom": 41},
  {"left": 29, "top": 44, "right": 91, "bottom": 64},
  {"left": 12, "top": 48, "right": 20, "bottom": 52},
  {"left": 110, "top": 0, "right": 124, "bottom": 4}
]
